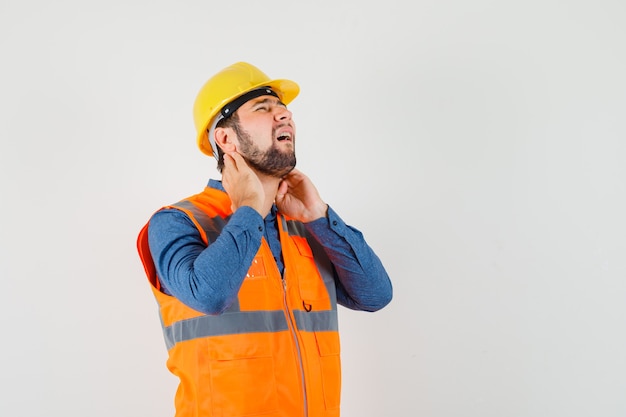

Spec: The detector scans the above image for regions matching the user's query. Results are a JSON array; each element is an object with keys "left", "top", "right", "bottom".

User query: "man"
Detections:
[{"left": 137, "top": 62, "right": 392, "bottom": 417}]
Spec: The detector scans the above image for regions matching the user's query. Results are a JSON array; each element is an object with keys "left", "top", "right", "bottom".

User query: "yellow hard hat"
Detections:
[{"left": 193, "top": 62, "right": 300, "bottom": 157}]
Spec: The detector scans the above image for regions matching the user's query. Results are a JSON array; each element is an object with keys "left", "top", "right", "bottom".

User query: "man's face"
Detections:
[{"left": 232, "top": 95, "right": 297, "bottom": 177}]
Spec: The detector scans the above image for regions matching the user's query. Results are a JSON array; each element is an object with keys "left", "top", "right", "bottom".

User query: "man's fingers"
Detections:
[
  {"left": 223, "top": 153, "right": 235, "bottom": 171},
  {"left": 277, "top": 179, "right": 288, "bottom": 195},
  {"left": 287, "top": 168, "right": 302, "bottom": 177},
  {"left": 225, "top": 152, "right": 251, "bottom": 173},
  {"left": 276, "top": 180, "right": 288, "bottom": 202}
]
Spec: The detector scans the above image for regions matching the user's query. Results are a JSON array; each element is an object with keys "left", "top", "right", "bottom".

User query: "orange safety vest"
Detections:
[{"left": 137, "top": 186, "right": 341, "bottom": 417}]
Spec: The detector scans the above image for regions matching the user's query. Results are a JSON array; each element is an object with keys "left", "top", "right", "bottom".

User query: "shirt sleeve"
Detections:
[
  {"left": 304, "top": 206, "right": 393, "bottom": 312},
  {"left": 147, "top": 206, "right": 264, "bottom": 315}
]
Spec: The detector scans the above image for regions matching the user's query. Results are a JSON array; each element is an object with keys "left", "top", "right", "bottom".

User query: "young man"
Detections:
[{"left": 137, "top": 62, "right": 392, "bottom": 417}]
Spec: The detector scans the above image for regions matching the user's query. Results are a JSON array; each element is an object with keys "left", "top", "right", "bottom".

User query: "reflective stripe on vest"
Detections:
[
  {"left": 293, "top": 310, "right": 338, "bottom": 332},
  {"left": 174, "top": 200, "right": 228, "bottom": 243},
  {"left": 162, "top": 309, "right": 338, "bottom": 350},
  {"left": 162, "top": 310, "right": 288, "bottom": 350}
]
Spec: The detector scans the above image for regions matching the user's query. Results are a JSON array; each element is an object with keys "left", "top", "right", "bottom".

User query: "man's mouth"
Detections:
[{"left": 276, "top": 132, "right": 292, "bottom": 142}]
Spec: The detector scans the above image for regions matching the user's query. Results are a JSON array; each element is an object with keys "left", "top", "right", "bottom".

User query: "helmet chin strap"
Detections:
[{"left": 206, "top": 114, "right": 224, "bottom": 160}]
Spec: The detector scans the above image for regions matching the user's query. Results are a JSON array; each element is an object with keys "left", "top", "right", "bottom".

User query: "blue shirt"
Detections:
[{"left": 148, "top": 179, "right": 392, "bottom": 315}]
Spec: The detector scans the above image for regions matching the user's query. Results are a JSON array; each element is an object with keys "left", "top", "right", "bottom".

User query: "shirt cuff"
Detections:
[
  {"left": 229, "top": 205, "right": 266, "bottom": 236},
  {"left": 304, "top": 205, "right": 346, "bottom": 239}
]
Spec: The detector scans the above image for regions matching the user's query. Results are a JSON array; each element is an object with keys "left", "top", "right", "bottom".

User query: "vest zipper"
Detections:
[{"left": 281, "top": 271, "right": 308, "bottom": 417}]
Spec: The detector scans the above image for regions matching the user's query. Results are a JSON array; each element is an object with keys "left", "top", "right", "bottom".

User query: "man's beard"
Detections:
[{"left": 235, "top": 124, "right": 296, "bottom": 178}]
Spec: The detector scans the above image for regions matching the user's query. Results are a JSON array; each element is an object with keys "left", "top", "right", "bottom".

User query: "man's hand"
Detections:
[
  {"left": 276, "top": 169, "right": 327, "bottom": 222},
  {"left": 222, "top": 152, "right": 266, "bottom": 216}
]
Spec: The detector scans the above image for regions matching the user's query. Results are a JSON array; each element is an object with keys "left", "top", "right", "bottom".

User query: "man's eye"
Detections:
[{"left": 255, "top": 105, "right": 268, "bottom": 111}]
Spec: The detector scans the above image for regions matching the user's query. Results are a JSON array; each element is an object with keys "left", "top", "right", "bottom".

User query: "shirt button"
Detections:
[
  {"left": 332, "top": 220, "right": 338, "bottom": 226},
  {"left": 258, "top": 226, "right": 263, "bottom": 231}
]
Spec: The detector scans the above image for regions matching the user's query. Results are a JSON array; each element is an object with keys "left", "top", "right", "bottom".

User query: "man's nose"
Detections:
[{"left": 274, "top": 106, "right": 292, "bottom": 121}]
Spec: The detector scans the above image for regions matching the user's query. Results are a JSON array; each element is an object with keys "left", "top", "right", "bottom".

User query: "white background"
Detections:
[{"left": 1, "top": 0, "right": 625, "bottom": 416}]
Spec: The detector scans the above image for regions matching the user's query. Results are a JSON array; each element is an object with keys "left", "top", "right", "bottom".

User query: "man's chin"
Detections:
[
  {"left": 246, "top": 158, "right": 296, "bottom": 178},
  {"left": 279, "top": 164, "right": 297, "bottom": 178}
]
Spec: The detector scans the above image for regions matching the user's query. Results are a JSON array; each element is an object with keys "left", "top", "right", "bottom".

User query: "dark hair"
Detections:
[{"left": 215, "top": 113, "right": 240, "bottom": 173}]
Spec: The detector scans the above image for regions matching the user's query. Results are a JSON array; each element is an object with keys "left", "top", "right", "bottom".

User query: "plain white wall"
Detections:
[{"left": 1, "top": 0, "right": 625, "bottom": 416}]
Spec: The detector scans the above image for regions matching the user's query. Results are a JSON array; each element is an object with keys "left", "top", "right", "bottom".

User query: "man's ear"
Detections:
[{"left": 214, "top": 127, "right": 237, "bottom": 153}]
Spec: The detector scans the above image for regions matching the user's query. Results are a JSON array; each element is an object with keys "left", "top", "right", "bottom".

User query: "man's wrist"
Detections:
[{"left": 305, "top": 203, "right": 328, "bottom": 223}]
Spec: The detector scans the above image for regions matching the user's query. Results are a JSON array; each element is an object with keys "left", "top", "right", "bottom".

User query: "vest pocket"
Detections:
[
  {"left": 292, "top": 236, "right": 332, "bottom": 309},
  {"left": 314, "top": 331, "right": 342, "bottom": 410},
  {"left": 209, "top": 338, "right": 279, "bottom": 416}
]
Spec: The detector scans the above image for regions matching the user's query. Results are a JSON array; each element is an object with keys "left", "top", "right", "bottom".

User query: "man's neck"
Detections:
[{"left": 256, "top": 171, "right": 282, "bottom": 214}]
